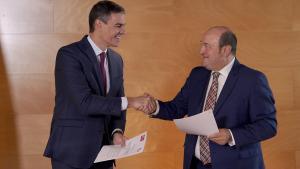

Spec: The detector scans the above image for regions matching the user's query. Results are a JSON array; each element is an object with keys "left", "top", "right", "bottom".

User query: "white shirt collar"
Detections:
[{"left": 87, "top": 35, "right": 107, "bottom": 56}]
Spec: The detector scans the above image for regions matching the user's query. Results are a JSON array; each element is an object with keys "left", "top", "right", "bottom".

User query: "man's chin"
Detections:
[
  {"left": 110, "top": 42, "right": 120, "bottom": 47},
  {"left": 202, "top": 62, "right": 208, "bottom": 68}
]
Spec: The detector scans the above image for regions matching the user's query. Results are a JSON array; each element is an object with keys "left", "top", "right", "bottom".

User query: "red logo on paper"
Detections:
[{"left": 140, "top": 135, "right": 145, "bottom": 142}]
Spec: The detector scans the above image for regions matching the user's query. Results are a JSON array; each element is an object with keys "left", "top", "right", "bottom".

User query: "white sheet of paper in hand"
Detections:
[
  {"left": 94, "top": 131, "right": 147, "bottom": 163},
  {"left": 173, "top": 109, "right": 219, "bottom": 136}
]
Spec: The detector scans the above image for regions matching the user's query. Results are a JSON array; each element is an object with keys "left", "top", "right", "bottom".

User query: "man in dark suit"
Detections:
[
  {"left": 143, "top": 26, "right": 277, "bottom": 169},
  {"left": 44, "top": 1, "right": 151, "bottom": 169}
]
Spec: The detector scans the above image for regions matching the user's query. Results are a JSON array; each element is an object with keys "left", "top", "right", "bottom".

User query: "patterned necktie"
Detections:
[
  {"left": 199, "top": 72, "right": 220, "bottom": 164},
  {"left": 99, "top": 52, "right": 107, "bottom": 94}
]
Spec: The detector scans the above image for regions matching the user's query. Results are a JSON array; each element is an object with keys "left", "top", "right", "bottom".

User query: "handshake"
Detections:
[{"left": 127, "top": 93, "right": 157, "bottom": 115}]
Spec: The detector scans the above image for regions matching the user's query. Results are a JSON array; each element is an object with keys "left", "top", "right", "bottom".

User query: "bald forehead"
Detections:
[
  {"left": 208, "top": 26, "right": 230, "bottom": 33},
  {"left": 202, "top": 30, "right": 220, "bottom": 44},
  {"left": 202, "top": 27, "right": 229, "bottom": 44},
  {"left": 206, "top": 27, "right": 228, "bottom": 37}
]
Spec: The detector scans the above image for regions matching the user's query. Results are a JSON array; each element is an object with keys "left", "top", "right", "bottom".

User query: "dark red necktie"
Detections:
[{"left": 99, "top": 52, "right": 107, "bottom": 93}]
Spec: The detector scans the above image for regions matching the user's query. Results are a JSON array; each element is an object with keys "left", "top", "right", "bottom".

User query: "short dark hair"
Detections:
[
  {"left": 219, "top": 31, "right": 237, "bottom": 55},
  {"left": 89, "top": 0, "right": 125, "bottom": 33}
]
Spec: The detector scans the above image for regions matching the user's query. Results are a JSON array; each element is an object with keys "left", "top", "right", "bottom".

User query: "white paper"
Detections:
[
  {"left": 94, "top": 131, "right": 147, "bottom": 163},
  {"left": 174, "top": 109, "right": 219, "bottom": 136}
]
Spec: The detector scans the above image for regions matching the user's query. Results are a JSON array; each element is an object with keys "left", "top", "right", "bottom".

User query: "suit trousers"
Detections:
[
  {"left": 51, "top": 159, "right": 113, "bottom": 169},
  {"left": 190, "top": 156, "right": 212, "bottom": 169}
]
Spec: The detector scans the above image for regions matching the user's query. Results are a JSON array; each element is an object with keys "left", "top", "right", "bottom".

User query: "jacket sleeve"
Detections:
[
  {"left": 231, "top": 72, "right": 277, "bottom": 147},
  {"left": 153, "top": 70, "right": 195, "bottom": 120},
  {"left": 109, "top": 60, "right": 126, "bottom": 133}
]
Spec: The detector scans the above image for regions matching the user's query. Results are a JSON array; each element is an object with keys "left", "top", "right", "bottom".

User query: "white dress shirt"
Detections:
[
  {"left": 87, "top": 36, "right": 127, "bottom": 135},
  {"left": 87, "top": 36, "right": 128, "bottom": 111},
  {"left": 194, "top": 57, "right": 236, "bottom": 159}
]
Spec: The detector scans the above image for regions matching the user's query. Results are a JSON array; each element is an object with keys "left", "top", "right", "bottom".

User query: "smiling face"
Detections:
[
  {"left": 92, "top": 12, "right": 126, "bottom": 50},
  {"left": 200, "top": 28, "right": 232, "bottom": 71}
]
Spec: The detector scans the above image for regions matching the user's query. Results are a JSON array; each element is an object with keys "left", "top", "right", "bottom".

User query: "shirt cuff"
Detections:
[
  {"left": 228, "top": 129, "right": 236, "bottom": 146},
  {"left": 121, "top": 97, "right": 128, "bottom": 111},
  {"left": 149, "top": 100, "right": 160, "bottom": 116},
  {"left": 112, "top": 128, "right": 123, "bottom": 136}
]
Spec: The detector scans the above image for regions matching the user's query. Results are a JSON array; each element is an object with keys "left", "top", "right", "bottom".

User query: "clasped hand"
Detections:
[{"left": 128, "top": 93, "right": 157, "bottom": 115}]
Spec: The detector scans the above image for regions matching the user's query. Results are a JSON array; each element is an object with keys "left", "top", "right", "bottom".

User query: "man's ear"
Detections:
[
  {"left": 94, "top": 19, "right": 104, "bottom": 30},
  {"left": 221, "top": 45, "right": 232, "bottom": 56}
]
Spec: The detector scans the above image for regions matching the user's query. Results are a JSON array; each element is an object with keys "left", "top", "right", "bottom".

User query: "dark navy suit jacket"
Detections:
[
  {"left": 44, "top": 36, "right": 126, "bottom": 169},
  {"left": 153, "top": 60, "right": 277, "bottom": 169}
]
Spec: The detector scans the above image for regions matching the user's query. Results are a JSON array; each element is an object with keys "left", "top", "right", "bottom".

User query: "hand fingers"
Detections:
[
  {"left": 133, "top": 95, "right": 157, "bottom": 114},
  {"left": 146, "top": 96, "right": 156, "bottom": 112},
  {"left": 143, "top": 93, "right": 150, "bottom": 97},
  {"left": 137, "top": 105, "right": 151, "bottom": 115},
  {"left": 209, "top": 134, "right": 228, "bottom": 145},
  {"left": 149, "top": 102, "right": 156, "bottom": 112},
  {"left": 137, "top": 105, "right": 145, "bottom": 112},
  {"left": 113, "top": 137, "right": 122, "bottom": 145},
  {"left": 208, "top": 133, "right": 219, "bottom": 139},
  {"left": 139, "top": 98, "right": 153, "bottom": 114},
  {"left": 121, "top": 136, "right": 126, "bottom": 147},
  {"left": 113, "top": 134, "right": 127, "bottom": 146}
]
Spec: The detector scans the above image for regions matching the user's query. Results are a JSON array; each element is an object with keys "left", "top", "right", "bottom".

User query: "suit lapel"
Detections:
[
  {"left": 199, "top": 75, "right": 210, "bottom": 114},
  {"left": 189, "top": 71, "right": 211, "bottom": 117},
  {"left": 214, "top": 60, "right": 241, "bottom": 115},
  {"left": 78, "top": 35, "right": 106, "bottom": 95}
]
